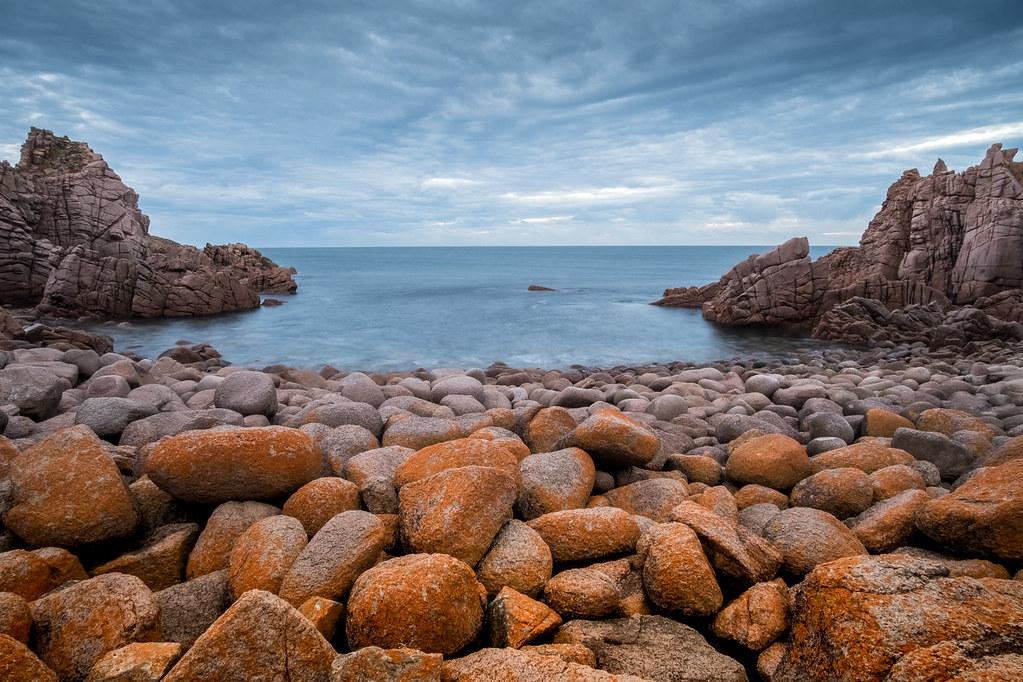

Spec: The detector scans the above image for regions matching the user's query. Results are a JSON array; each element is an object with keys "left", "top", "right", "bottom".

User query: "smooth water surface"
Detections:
[{"left": 75, "top": 246, "right": 838, "bottom": 370}]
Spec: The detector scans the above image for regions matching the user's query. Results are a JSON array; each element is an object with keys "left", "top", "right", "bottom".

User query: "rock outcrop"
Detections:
[
  {"left": 0, "top": 128, "right": 296, "bottom": 319},
  {"left": 654, "top": 144, "right": 1023, "bottom": 344}
]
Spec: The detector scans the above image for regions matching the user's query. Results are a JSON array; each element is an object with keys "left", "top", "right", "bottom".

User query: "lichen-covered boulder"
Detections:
[
  {"left": 346, "top": 554, "right": 486, "bottom": 656},
  {"left": 4, "top": 426, "right": 138, "bottom": 547},
  {"left": 147, "top": 427, "right": 320, "bottom": 503}
]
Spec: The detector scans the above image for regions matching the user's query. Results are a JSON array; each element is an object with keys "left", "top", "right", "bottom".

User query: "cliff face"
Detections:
[
  {"left": 0, "top": 128, "right": 297, "bottom": 318},
  {"left": 654, "top": 143, "right": 1023, "bottom": 340}
]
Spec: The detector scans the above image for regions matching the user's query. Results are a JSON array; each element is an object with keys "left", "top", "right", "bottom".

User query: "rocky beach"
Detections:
[{"left": 2, "top": 127, "right": 1023, "bottom": 680}]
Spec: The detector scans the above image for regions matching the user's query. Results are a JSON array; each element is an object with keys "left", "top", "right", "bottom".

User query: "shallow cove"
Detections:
[{"left": 70, "top": 245, "right": 841, "bottom": 370}]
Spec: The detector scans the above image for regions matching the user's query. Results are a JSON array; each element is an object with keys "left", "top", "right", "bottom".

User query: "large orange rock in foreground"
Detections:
[
  {"left": 640, "top": 523, "right": 722, "bottom": 616},
  {"left": 4, "top": 426, "right": 138, "bottom": 547},
  {"left": 560, "top": 408, "right": 660, "bottom": 468},
  {"left": 725, "top": 434, "right": 810, "bottom": 490},
  {"left": 399, "top": 465, "right": 517, "bottom": 566},
  {"left": 776, "top": 554, "right": 1023, "bottom": 681},
  {"left": 525, "top": 406, "right": 578, "bottom": 453},
  {"left": 31, "top": 573, "right": 161, "bottom": 682},
  {"left": 146, "top": 427, "right": 321, "bottom": 503},
  {"left": 346, "top": 554, "right": 487, "bottom": 655},
  {"left": 162, "top": 590, "right": 334, "bottom": 682},
  {"left": 187, "top": 501, "right": 280, "bottom": 579},
  {"left": 915, "top": 458, "right": 1023, "bottom": 561}
]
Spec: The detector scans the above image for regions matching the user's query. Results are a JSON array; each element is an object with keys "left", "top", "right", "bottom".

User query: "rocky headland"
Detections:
[
  {"left": 0, "top": 128, "right": 297, "bottom": 321},
  {"left": 654, "top": 143, "right": 1023, "bottom": 349},
  {"left": 1, "top": 321, "right": 1023, "bottom": 679}
]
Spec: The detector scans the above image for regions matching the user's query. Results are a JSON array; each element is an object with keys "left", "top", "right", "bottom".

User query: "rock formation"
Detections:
[
  {"left": 0, "top": 128, "right": 296, "bottom": 319},
  {"left": 654, "top": 143, "right": 1023, "bottom": 344}
]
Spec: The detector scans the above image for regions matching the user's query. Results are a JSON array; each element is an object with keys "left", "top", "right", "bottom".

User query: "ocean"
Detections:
[{"left": 75, "top": 246, "right": 840, "bottom": 371}]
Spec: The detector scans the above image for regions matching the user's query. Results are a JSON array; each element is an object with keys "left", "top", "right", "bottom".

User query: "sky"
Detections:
[{"left": 1, "top": 1, "right": 1022, "bottom": 248}]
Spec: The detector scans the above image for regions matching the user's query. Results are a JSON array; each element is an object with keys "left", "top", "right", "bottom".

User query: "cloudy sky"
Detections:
[{"left": 1, "top": 1, "right": 1022, "bottom": 247}]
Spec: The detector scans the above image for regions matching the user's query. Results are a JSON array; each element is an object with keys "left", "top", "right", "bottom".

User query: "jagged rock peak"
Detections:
[{"left": 654, "top": 141, "right": 1023, "bottom": 339}]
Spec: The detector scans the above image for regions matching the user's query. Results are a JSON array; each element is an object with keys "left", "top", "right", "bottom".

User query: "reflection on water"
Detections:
[{"left": 68, "top": 246, "right": 844, "bottom": 370}]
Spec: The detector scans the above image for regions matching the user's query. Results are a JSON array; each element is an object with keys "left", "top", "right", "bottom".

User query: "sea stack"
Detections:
[{"left": 0, "top": 128, "right": 297, "bottom": 319}]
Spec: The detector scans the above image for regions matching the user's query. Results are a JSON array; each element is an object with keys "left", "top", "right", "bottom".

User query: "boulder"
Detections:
[
  {"left": 0, "top": 592, "right": 31, "bottom": 644},
  {"left": 212, "top": 370, "right": 277, "bottom": 416},
  {"left": 776, "top": 554, "right": 1023, "bottom": 681},
  {"left": 187, "top": 501, "right": 280, "bottom": 579},
  {"left": 91, "top": 522, "right": 199, "bottom": 591},
  {"left": 443, "top": 647, "right": 644, "bottom": 681},
  {"left": 398, "top": 466, "right": 517, "bottom": 566},
  {"left": 0, "top": 634, "right": 58, "bottom": 682},
  {"left": 560, "top": 408, "right": 660, "bottom": 468},
  {"left": 0, "top": 366, "right": 64, "bottom": 420},
  {"left": 393, "top": 437, "right": 522, "bottom": 488},
  {"left": 74, "top": 397, "right": 157, "bottom": 438},
  {"left": 846, "top": 489, "right": 930, "bottom": 553},
  {"left": 516, "top": 447, "right": 595, "bottom": 519},
  {"left": 527, "top": 508, "right": 640, "bottom": 562},
  {"left": 725, "top": 434, "right": 810, "bottom": 490},
  {"left": 476, "top": 519, "right": 553, "bottom": 598},
  {"left": 346, "top": 554, "right": 487, "bottom": 655},
  {"left": 155, "top": 570, "right": 231, "bottom": 648},
  {"left": 147, "top": 427, "right": 320, "bottom": 503},
  {"left": 789, "top": 467, "right": 874, "bottom": 519},
  {"left": 278, "top": 510, "right": 388, "bottom": 606},
  {"left": 487, "top": 586, "right": 562, "bottom": 648},
  {"left": 915, "top": 458, "right": 1023, "bottom": 560},
  {"left": 31, "top": 573, "right": 161, "bottom": 682},
  {"left": 331, "top": 646, "right": 443, "bottom": 681},
  {"left": 670, "top": 501, "right": 782, "bottom": 586},
  {"left": 227, "top": 515, "right": 308, "bottom": 599},
  {"left": 554, "top": 615, "right": 747, "bottom": 682},
  {"left": 4, "top": 426, "right": 138, "bottom": 547},
  {"left": 162, "top": 590, "right": 334, "bottom": 682},
  {"left": 762, "top": 507, "right": 867, "bottom": 576},
  {"left": 639, "top": 523, "right": 722, "bottom": 616},
  {"left": 711, "top": 579, "right": 789, "bottom": 652},
  {"left": 282, "top": 477, "right": 361, "bottom": 535},
  {"left": 84, "top": 642, "right": 182, "bottom": 682}
]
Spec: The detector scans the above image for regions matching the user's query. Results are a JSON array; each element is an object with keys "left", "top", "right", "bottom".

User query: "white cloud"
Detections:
[
  {"left": 856, "top": 122, "right": 1023, "bottom": 158},
  {"left": 512, "top": 215, "right": 574, "bottom": 224},
  {"left": 420, "top": 177, "right": 480, "bottom": 190},
  {"left": 501, "top": 184, "right": 680, "bottom": 206},
  {"left": 0, "top": 143, "right": 20, "bottom": 161}
]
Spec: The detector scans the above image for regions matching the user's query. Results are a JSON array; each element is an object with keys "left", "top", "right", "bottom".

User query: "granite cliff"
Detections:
[
  {"left": 655, "top": 143, "right": 1023, "bottom": 346},
  {"left": 0, "top": 128, "right": 296, "bottom": 319}
]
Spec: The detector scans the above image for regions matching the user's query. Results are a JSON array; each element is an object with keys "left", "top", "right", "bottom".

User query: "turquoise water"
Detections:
[{"left": 78, "top": 246, "right": 838, "bottom": 370}]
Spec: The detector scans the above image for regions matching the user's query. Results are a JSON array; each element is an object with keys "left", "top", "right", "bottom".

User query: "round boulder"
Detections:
[
  {"left": 725, "top": 434, "right": 810, "bottom": 491},
  {"left": 346, "top": 554, "right": 487, "bottom": 655},
  {"left": 213, "top": 371, "right": 278, "bottom": 417},
  {"left": 146, "top": 427, "right": 321, "bottom": 503}
]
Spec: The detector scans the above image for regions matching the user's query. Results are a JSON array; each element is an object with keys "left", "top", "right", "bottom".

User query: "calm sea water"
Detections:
[{"left": 76, "top": 246, "right": 839, "bottom": 370}]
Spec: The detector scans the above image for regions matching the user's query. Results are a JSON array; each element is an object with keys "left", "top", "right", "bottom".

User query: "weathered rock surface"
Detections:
[
  {"left": 146, "top": 426, "right": 320, "bottom": 503},
  {"left": 777, "top": 554, "right": 1023, "bottom": 681},
  {"left": 554, "top": 615, "right": 748, "bottom": 682},
  {"left": 162, "top": 590, "right": 334, "bottom": 682},
  {"left": 4, "top": 426, "right": 138, "bottom": 547},
  {"left": 31, "top": 573, "right": 161, "bottom": 682},
  {"left": 654, "top": 144, "right": 1023, "bottom": 344},
  {"left": 346, "top": 553, "right": 487, "bottom": 655},
  {"left": 0, "top": 128, "right": 296, "bottom": 318}
]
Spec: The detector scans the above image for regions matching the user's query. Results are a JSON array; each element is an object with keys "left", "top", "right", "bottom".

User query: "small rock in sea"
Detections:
[
  {"left": 261, "top": 298, "right": 285, "bottom": 306},
  {"left": 527, "top": 284, "right": 557, "bottom": 291}
]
